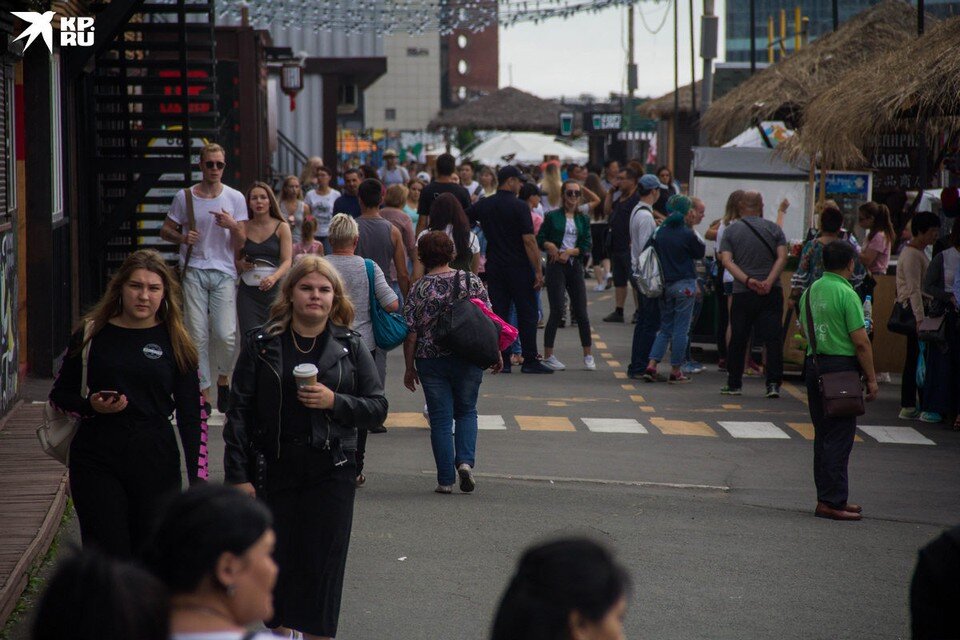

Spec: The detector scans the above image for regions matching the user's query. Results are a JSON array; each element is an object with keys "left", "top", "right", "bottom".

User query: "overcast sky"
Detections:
[{"left": 498, "top": 1, "right": 726, "bottom": 101}]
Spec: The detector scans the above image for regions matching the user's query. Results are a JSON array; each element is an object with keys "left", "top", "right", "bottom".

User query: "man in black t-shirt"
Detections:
[
  {"left": 416, "top": 153, "right": 471, "bottom": 234},
  {"left": 467, "top": 166, "right": 552, "bottom": 374},
  {"left": 602, "top": 167, "right": 641, "bottom": 323}
]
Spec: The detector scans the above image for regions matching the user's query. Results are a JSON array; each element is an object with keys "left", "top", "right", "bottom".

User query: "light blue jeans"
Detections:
[
  {"left": 416, "top": 355, "right": 483, "bottom": 486},
  {"left": 182, "top": 268, "right": 238, "bottom": 390},
  {"left": 649, "top": 278, "right": 698, "bottom": 367}
]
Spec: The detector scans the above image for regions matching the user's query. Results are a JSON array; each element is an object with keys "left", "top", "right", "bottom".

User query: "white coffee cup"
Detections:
[{"left": 293, "top": 363, "right": 319, "bottom": 388}]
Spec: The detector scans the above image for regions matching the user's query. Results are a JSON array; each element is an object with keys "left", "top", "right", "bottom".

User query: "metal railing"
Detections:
[{"left": 274, "top": 129, "right": 309, "bottom": 184}]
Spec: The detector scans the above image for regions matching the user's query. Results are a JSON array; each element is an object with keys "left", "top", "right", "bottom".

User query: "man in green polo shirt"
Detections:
[{"left": 799, "top": 241, "right": 879, "bottom": 521}]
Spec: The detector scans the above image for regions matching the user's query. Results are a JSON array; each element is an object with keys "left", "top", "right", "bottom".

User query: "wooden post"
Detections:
[
  {"left": 767, "top": 16, "right": 775, "bottom": 63},
  {"left": 779, "top": 9, "right": 787, "bottom": 55},
  {"left": 794, "top": 6, "right": 802, "bottom": 51},
  {"left": 807, "top": 157, "right": 816, "bottom": 232}
]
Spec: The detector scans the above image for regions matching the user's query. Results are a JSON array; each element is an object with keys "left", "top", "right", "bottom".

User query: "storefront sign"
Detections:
[
  {"left": 584, "top": 112, "right": 622, "bottom": 133},
  {"left": 870, "top": 133, "right": 922, "bottom": 190}
]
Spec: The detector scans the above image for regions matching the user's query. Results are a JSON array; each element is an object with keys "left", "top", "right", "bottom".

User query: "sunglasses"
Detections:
[
  {"left": 204, "top": 161, "right": 225, "bottom": 169},
  {"left": 565, "top": 190, "right": 581, "bottom": 197}
]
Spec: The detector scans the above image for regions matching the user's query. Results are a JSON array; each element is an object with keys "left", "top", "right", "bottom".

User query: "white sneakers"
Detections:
[
  {"left": 584, "top": 355, "right": 596, "bottom": 370},
  {"left": 541, "top": 355, "right": 566, "bottom": 371}
]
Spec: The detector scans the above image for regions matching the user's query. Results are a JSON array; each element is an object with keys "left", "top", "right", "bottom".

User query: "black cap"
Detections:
[{"left": 497, "top": 165, "right": 524, "bottom": 183}]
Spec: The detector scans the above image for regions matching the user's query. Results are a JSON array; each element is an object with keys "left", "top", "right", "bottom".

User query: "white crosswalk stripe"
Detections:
[
  {"left": 478, "top": 415, "right": 507, "bottom": 430},
  {"left": 582, "top": 418, "right": 648, "bottom": 434},
  {"left": 858, "top": 425, "right": 936, "bottom": 445},
  {"left": 717, "top": 421, "right": 791, "bottom": 439}
]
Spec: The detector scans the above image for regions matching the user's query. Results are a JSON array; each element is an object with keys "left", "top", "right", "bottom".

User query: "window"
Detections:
[
  {"left": 51, "top": 54, "right": 64, "bottom": 223},
  {"left": 385, "top": 108, "right": 396, "bottom": 121},
  {"left": 458, "top": 60, "right": 469, "bottom": 75},
  {"left": 457, "top": 86, "right": 467, "bottom": 100},
  {"left": 457, "top": 35, "right": 468, "bottom": 49}
]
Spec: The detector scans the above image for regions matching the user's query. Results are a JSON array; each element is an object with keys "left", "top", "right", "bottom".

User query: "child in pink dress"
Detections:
[{"left": 293, "top": 217, "right": 323, "bottom": 261}]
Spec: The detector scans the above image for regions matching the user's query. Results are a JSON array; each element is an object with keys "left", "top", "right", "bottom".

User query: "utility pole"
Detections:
[
  {"left": 698, "top": 0, "right": 718, "bottom": 145},
  {"left": 750, "top": 0, "right": 756, "bottom": 73},
  {"left": 627, "top": 4, "right": 637, "bottom": 100}
]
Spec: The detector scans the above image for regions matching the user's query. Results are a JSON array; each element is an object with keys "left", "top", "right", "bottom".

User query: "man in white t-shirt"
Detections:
[
  {"left": 458, "top": 162, "right": 484, "bottom": 203},
  {"left": 379, "top": 149, "right": 410, "bottom": 186},
  {"left": 160, "top": 143, "right": 247, "bottom": 411},
  {"left": 304, "top": 165, "right": 340, "bottom": 253}
]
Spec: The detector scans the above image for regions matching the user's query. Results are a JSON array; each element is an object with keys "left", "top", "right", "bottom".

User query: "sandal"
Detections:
[{"left": 510, "top": 354, "right": 523, "bottom": 366}]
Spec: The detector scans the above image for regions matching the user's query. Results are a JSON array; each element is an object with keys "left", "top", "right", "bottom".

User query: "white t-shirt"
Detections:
[
  {"left": 379, "top": 166, "right": 410, "bottom": 186},
  {"left": 561, "top": 217, "right": 578, "bottom": 251},
  {"left": 167, "top": 184, "right": 248, "bottom": 277},
  {"left": 715, "top": 221, "right": 734, "bottom": 284},
  {"left": 417, "top": 225, "right": 481, "bottom": 257},
  {"left": 462, "top": 180, "right": 483, "bottom": 199},
  {"left": 629, "top": 203, "right": 657, "bottom": 270},
  {"left": 305, "top": 189, "right": 340, "bottom": 237}
]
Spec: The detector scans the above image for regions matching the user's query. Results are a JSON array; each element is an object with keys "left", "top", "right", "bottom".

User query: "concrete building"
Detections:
[
  {"left": 365, "top": 33, "right": 441, "bottom": 131},
  {"left": 442, "top": 11, "right": 499, "bottom": 107}
]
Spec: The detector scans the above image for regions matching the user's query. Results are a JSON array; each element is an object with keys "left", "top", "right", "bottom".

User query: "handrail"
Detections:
[{"left": 276, "top": 130, "right": 309, "bottom": 180}]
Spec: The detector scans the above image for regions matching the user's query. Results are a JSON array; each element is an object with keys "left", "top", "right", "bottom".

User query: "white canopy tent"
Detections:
[
  {"left": 466, "top": 132, "right": 588, "bottom": 166},
  {"left": 722, "top": 121, "right": 794, "bottom": 149}
]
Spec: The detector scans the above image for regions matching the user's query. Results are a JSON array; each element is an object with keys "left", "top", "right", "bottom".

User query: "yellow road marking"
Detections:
[
  {"left": 385, "top": 412, "right": 428, "bottom": 428},
  {"left": 649, "top": 418, "right": 717, "bottom": 437},
  {"left": 788, "top": 422, "right": 862, "bottom": 442},
  {"left": 516, "top": 416, "right": 576, "bottom": 431},
  {"left": 621, "top": 384, "right": 635, "bottom": 390},
  {"left": 613, "top": 372, "right": 627, "bottom": 379},
  {"left": 781, "top": 382, "right": 808, "bottom": 405},
  {"left": 721, "top": 404, "right": 742, "bottom": 409},
  {"left": 547, "top": 401, "right": 569, "bottom": 407},
  {"left": 601, "top": 352, "right": 614, "bottom": 359},
  {"left": 639, "top": 406, "right": 655, "bottom": 413},
  {"left": 595, "top": 341, "right": 607, "bottom": 349},
  {"left": 630, "top": 395, "right": 646, "bottom": 403},
  {"left": 606, "top": 360, "right": 622, "bottom": 368}
]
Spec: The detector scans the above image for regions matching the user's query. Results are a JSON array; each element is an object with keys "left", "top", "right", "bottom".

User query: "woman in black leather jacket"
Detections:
[{"left": 224, "top": 255, "right": 387, "bottom": 640}]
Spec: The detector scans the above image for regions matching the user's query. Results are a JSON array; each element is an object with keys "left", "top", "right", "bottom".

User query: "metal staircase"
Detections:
[{"left": 83, "top": 0, "right": 219, "bottom": 287}]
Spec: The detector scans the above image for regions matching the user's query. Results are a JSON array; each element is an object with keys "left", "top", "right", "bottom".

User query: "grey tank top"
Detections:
[{"left": 356, "top": 217, "right": 396, "bottom": 282}]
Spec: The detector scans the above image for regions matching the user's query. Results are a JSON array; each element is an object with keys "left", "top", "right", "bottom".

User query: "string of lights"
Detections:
[{"left": 217, "top": 0, "right": 656, "bottom": 36}]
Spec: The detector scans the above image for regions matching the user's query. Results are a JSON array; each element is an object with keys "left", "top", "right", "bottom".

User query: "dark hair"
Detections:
[
  {"left": 859, "top": 201, "right": 896, "bottom": 246},
  {"left": 458, "top": 160, "right": 474, "bottom": 170},
  {"left": 429, "top": 193, "right": 472, "bottom": 261},
  {"left": 358, "top": 178, "right": 384, "bottom": 208},
  {"left": 343, "top": 167, "right": 362, "bottom": 179},
  {"left": 911, "top": 211, "right": 940, "bottom": 236},
  {"left": 820, "top": 206, "right": 844, "bottom": 234},
  {"left": 822, "top": 240, "right": 858, "bottom": 271},
  {"left": 620, "top": 166, "right": 639, "bottom": 182},
  {"left": 603, "top": 159, "right": 620, "bottom": 169},
  {"left": 33, "top": 550, "right": 169, "bottom": 640},
  {"left": 490, "top": 538, "right": 630, "bottom": 640},
  {"left": 145, "top": 484, "right": 273, "bottom": 594},
  {"left": 316, "top": 165, "right": 332, "bottom": 177},
  {"left": 436, "top": 153, "right": 456, "bottom": 176},
  {"left": 418, "top": 230, "right": 455, "bottom": 270},
  {"left": 950, "top": 217, "right": 960, "bottom": 250},
  {"left": 359, "top": 164, "right": 379, "bottom": 180},
  {"left": 518, "top": 182, "right": 541, "bottom": 202},
  {"left": 656, "top": 165, "right": 672, "bottom": 179}
]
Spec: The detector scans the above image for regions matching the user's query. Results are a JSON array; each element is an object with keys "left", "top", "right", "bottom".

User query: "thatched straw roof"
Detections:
[
  {"left": 701, "top": 0, "right": 928, "bottom": 146},
  {"left": 786, "top": 14, "right": 960, "bottom": 168},
  {"left": 636, "top": 81, "right": 702, "bottom": 119},
  {"left": 428, "top": 87, "right": 562, "bottom": 132}
]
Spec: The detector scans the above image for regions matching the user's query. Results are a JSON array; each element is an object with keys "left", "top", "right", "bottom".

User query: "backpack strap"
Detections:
[{"left": 182, "top": 187, "right": 196, "bottom": 273}]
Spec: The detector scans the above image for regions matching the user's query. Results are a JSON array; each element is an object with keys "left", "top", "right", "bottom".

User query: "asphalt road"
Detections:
[{"left": 215, "top": 285, "right": 960, "bottom": 639}]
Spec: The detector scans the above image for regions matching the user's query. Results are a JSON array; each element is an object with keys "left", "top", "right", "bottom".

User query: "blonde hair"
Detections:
[
  {"left": 78, "top": 250, "right": 198, "bottom": 374},
  {"left": 200, "top": 143, "right": 225, "bottom": 161},
  {"left": 328, "top": 212, "right": 359, "bottom": 249},
  {"left": 384, "top": 184, "right": 408, "bottom": 208},
  {"left": 264, "top": 256, "right": 355, "bottom": 335},
  {"left": 542, "top": 163, "right": 563, "bottom": 209},
  {"left": 300, "top": 156, "right": 324, "bottom": 186},
  {"left": 280, "top": 175, "right": 302, "bottom": 200},
  {"left": 302, "top": 216, "right": 317, "bottom": 240},
  {"left": 722, "top": 190, "right": 745, "bottom": 225},
  {"left": 246, "top": 181, "right": 286, "bottom": 224}
]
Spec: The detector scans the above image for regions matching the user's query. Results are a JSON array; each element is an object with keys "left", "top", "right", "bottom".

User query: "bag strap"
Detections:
[
  {"left": 364, "top": 259, "right": 377, "bottom": 309},
  {"left": 80, "top": 321, "right": 94, "bottom": 399},
  {"left": 742, "top": 218, "right": 777, "bottom": 259},
  {"left": 803, "top": 292, "right": 821, "bottom": 374},
  {"left": 182, "top": 187, "right": 196, "bottom": 273}
]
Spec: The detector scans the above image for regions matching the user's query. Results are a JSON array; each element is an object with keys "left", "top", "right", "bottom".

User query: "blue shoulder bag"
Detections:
[{"left": 364, "top": 259, "right": 407, "bottom": 350}]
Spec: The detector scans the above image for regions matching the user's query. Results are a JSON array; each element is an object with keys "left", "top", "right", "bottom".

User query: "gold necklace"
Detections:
[{"left": 292, "top": 331, "right": 317, "bottom": 354}]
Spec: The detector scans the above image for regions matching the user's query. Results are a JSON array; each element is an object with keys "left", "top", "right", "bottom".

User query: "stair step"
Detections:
[
  {"left": 113, "top": 41, "right": 216, "bottom": 52},
  {"left": 139, "top": 3, "right": 215, "bottom": 13},
  {"left": 94, "top": 76, "right": 216, "bottom": 88},
  {"left": 121, "top": 23, "right": 213, "bottom": 33},
  {"left": 93, "top": 94, "right": 217, "bottom": 104},
  {"left": 96, "top": 112, "right": 221, "bottom": 122},
  {"left": 95, "top": 59, "right": 216, "bottom": 69}
]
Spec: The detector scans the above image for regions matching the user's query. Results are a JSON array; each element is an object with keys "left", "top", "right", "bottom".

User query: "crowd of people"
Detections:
[{"left": 44, "top": 141, "right": 960, "bottom": 638}]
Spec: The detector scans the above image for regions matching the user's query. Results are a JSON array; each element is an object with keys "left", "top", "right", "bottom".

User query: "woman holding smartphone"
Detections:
[{"left": 49, "top": 249, "right": 205, "bottom": 558}]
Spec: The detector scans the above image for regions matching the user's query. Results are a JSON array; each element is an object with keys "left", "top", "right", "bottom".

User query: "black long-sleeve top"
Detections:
[{"left": 49, "top": 322, "right": 207, "bottom": 483}]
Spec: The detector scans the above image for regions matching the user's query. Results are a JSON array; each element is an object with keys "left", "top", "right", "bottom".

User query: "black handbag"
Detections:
[
  {"left": 434, "top": 270, "right": 501, "bottom": 369},
  {"left": 804, "top": 295, "right": 866, "bottom": 419},
  {"left": 886, "top": 301, "right": 916, "bottom": 335},
  {"left": 918, "top": 315, "right": 947, "bottom": 344}
]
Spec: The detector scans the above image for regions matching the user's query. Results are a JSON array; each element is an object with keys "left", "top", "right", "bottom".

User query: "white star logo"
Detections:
[{"left": 11, "top": 11, "right": 56, "bottom": 54}]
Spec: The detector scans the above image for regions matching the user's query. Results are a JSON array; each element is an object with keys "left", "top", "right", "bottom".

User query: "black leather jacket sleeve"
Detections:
[
  {"left": 331, "top": 337, "right": 388, "bottom": 429},
  {"left": 223, "top": 333, "right": 258, "bottom": 484}
]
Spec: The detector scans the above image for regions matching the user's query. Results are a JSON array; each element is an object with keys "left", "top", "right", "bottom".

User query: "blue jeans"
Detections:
[
  {"left": 416, "top": 356, "right": 483, "bottom": 486},
  {"left": 649, "top": 278, "right": 698, "bottom": 367}
]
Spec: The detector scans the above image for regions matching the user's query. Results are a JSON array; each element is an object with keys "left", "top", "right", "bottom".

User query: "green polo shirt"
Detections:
[{"left": 799, "top": 272, "right": 865, "bottom": 357}]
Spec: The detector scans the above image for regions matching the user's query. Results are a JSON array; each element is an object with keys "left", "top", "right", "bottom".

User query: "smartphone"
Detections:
[{"left": 97, "top": 390, "right": 121, "bottom": 402}]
